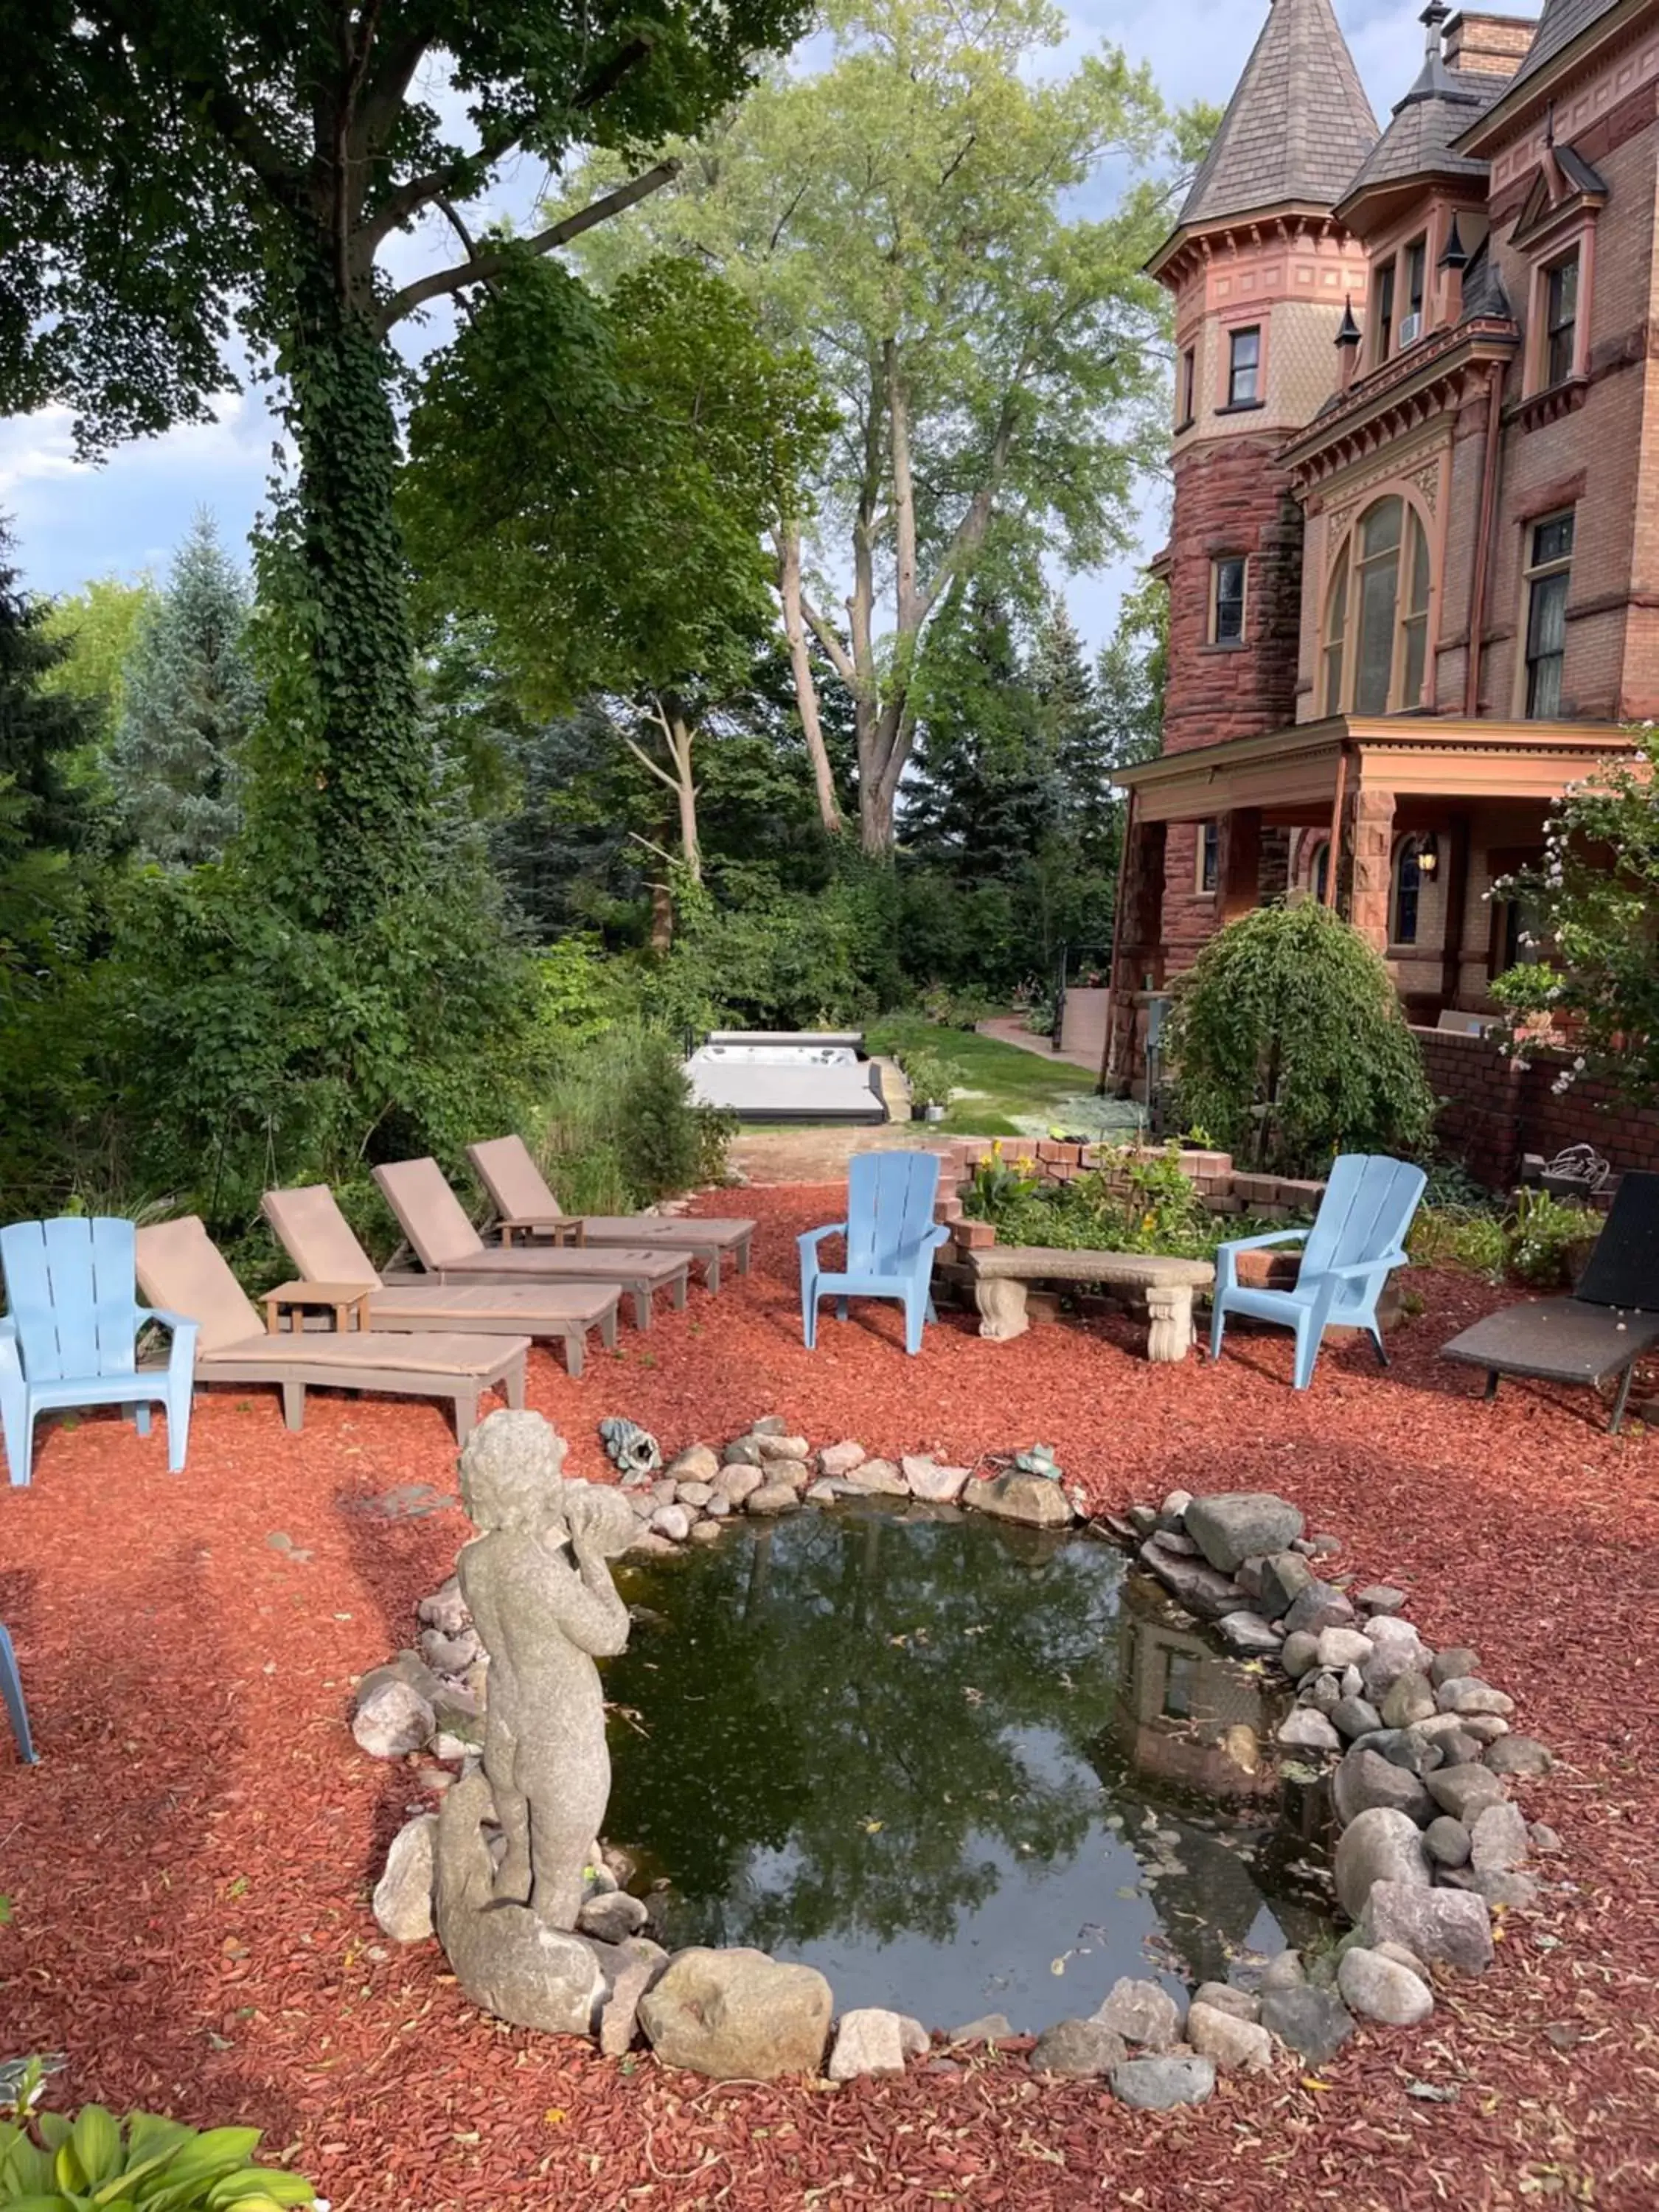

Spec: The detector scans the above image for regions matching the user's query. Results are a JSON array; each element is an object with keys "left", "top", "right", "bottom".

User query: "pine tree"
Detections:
[
  {"left": 0, "top": 520, "right": 95, "bottom": 854},
  {"left": 1032, "top": 600, "right": 1113, "bottom": 869},
  {"left": 905, "top": 587, "right": 1060, "bottom": 877},
  {"left": 110, "top": 512, "right": 259, "bottom": 866},
  {"left": 1096, "top": 574, "right": 1167, "bottom": 775}
]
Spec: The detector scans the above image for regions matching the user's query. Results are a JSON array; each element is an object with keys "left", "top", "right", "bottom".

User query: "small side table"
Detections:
[
  {"left": 262, "top": 1280, "right": 376, "bottom": 1335},
  {"left": 498, "top": 1217, "right": 586, "bottom": 1249}
]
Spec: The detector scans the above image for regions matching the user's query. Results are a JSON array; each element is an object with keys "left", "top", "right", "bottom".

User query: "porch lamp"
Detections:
[{"left": 1415, "top": 833, "right": 1440, "bottom": 877}]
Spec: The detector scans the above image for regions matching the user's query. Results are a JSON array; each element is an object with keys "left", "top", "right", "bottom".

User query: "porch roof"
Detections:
[{"left": 1113, "top": 716, "right": 1638, "bottom": 824}]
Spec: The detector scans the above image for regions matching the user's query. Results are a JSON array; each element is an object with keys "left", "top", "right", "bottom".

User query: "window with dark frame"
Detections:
[
  {"left": 1403, "top": 237, "right": 1427, "bottom": 336},
  {"left": 1392, "top": 837, "right": 1425, "bottom": 946},
  {"left": 1545, "top": 253, "right": 1579, "bottom": 386},
  {"left": 1211, "top": 555, "right": 1247, "bottom": 644},
  {"left": 1524, "top": 512, "right": 1574, "bottom": 718},
  {"left": 1228, "top": 327, "right": 1260, "bottom": 406},
  {"left": 1179, "top": 345, "right": 1197, "bottom": 426},
  {"left": 1199, "top": 821, "right": 1220, "bottom": 894},
  {"left": 1374, "top": 258, "right": 1396, "bottom": 361},
  {"left": 1313, "top": 842, "right": 1330, "bottom": 905}
]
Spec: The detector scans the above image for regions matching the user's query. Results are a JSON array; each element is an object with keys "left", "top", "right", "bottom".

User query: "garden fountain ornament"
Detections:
[
  {"left": 453, "top": 1409, "right": 636, "bottom": 1928},
  {"left": 599, "top": 1414, "right": 662, "bottom": 1483}
]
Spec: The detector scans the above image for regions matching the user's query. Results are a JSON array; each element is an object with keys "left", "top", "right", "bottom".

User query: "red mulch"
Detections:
[{"left": 2, "top": 1184, "right": 1658, "bottom": 2211}]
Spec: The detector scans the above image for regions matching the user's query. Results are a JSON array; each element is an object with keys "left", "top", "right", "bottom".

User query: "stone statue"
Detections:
[{"left": 456, "top": 1409, "right": 636, "bottom": 1930}]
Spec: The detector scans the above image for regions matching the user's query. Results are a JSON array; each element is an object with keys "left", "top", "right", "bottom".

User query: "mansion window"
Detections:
[
  {"left": 1228, "top": 327, "right": 1260, "bottom": 408},
  {"left": 1374, "top": 259, "right": 1395, "bottom": 361},
  {"left": 1545, "top": 253, "right": 1579, "bottom": 387},
  {"left": 1321, "top": 495, "right": 1433, "bottom": 716},
  {"left": 1523, "top": 512, "right": 1574, "bottom": 718},
  {"left": 1211, "top": 555, "right": 1247, "bottom": 645},
  {"left": 1312, "top": 841, "right": 1330, "bottom": 905},
  {"left": 1178, "top": 346, "right": 1197, "bottom": 428},
  {"left": 1391, "top": 835, "right": 1433, "bottom": 947},
  {"left": 1198, "top": 821, "right": 1219, "bottom": 894},
  {"left": 1400, "top": 236, "right": 1427, "bottom": 348}
]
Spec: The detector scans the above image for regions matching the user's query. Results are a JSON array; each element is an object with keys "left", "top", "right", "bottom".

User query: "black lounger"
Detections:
[{"left": 1441, "top": 1172, "right": 1659, "bottom": 1432}]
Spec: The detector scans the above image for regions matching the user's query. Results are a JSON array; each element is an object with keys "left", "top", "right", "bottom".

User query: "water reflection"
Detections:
[{"left": 602, "top": 1503, "right": 1329, "bottom": 2028}]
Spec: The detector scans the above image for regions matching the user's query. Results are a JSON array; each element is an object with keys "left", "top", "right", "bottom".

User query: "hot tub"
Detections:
[{"left": 686, "top": 1032, "right": 887, "bottom": 1123}]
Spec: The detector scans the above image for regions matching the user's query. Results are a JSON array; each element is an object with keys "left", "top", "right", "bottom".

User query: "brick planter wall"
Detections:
[{"left": 1416, "top": 1028, "right": 1659, "bottom": 1189}]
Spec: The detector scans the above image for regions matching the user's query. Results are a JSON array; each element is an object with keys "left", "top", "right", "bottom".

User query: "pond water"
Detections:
[{"left": 603, "top": 1503, "right": 1333, "bottom": 2031}]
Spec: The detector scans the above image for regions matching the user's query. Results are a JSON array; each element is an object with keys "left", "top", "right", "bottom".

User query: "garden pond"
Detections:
[{"left": 603, "top": 1503, "right": 1335, "bottom": 2031}]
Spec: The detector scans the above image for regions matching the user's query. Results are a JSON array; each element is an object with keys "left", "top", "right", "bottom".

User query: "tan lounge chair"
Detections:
[
  {"left": 134, "top": 1216, "right": 527, "bottom": 1441},
  {"left": 262, "top": 1186, "right": 622, "bottom": 1378},
  {"left": 372, "top": 1158, "right": 689, "bottom": 1330},
  {"left": 467, "top": 1134, "right": 756, "bottom": 1291}
]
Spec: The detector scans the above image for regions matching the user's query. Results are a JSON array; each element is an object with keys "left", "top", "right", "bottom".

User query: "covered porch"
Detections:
[{"left": 1105, "top": 717, "right": 1637, "bottom": 1091}]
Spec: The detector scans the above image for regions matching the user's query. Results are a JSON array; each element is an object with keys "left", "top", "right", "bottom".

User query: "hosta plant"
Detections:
[{"left": 0, "top": 2102, "right": 316, "bottom": 2211}]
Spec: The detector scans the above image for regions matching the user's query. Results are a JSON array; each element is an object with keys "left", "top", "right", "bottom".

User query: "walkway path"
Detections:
[{"left": 976, "top": 1013, "right": 1106, "bottom": 1074}]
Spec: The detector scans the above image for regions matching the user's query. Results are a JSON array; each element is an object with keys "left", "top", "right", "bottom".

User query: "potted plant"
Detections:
[{"left": 901, "top": 1048, "right": 954, "bottom": 1123}]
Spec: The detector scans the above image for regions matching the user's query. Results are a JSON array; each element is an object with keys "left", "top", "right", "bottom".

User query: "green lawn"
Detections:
[{"left": 866, "top": 1016, "right": 1109, "bottom": 1138}]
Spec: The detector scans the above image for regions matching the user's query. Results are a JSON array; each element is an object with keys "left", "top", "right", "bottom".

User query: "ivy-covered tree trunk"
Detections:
[{"left": 274, "top": 267, "right": 426, "bottom": 930}]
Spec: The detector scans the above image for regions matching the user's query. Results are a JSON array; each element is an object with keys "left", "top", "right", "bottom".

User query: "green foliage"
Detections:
[
  {"left": 1507, "top": 1188, "right": 1603, "bottom": 1290},
  {"left": 1408, "top": 1204, "right": 1510, "bottom": 1279},
  {"left": 1094, "top": 574, "right": 1167, "bottom": 776},
  {"left": 896, "top": 1046, "right": 953, "bottom": 1110},
  {"left": 38, "top": 577, "right": 156, "bottom": 757},
  {"left": 537, "top": 1023, "right": 732, "bottom": 1214},
  {"left": 1165, "top": 901, "right": 1436, "bottom": 1178},
  {"left": 0, "top": 2101, "right": 314, "bottom": 2210},
  {"left": 1491, "top": 726, "right": 1659, "bottom": 1098},
  {"left": 963, "top": 1140, "right": 1262, "bottom": 1260},
  {"left": 109, "top": 513, "right": 258, "bottom": 866},
  {"left": 646, "top": 867, "right": 906, "bottom": 1033}
]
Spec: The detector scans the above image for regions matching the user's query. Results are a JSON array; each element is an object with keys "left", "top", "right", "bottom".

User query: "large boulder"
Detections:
[
  {"left": 1091, "top": 1977, "right": 1184, "bottom": 2051},
  {"left": 1259, "top": 1986, "right": 1354, "bottom": 2064},
  {"left": 964, "top": 1471, "right": 1075, "bottom": 1528},
  {"left": 1109, "top": 2056, "right": 1215, "bottom": 2110},
  {"left": 1258, "top": 1552, "right": 1314, "bottom": 1620},
  {"left": 902, "top": 1457, "right": 970, "bottom": 1503},
  {"left": 827, "top": 2008, "right": 929, "bottom": 2080},
  {"left": 639, "top": 1948, "right": 832, "bottom": 2079},
  {"left": 372, "top": 1813, "right": 437, "bottom": 1942},
  {"left": 1214, "top": 1610, "right": 1283, "bottom": 1659},
  {"left": 1425, "top": 1764, "right": 1506, "bottom": 1823},
  {"left": 352, "top": 1669, "right": 435, "bottom": 1759},
  {"left": 1186, "top": 2001, "right": 1273, "bottom": 2074},
  {"left": 1333, "top": 1747, "right": 1432, "bottom": 1828},
  {"left": 1471, "top": 1800, "right": 1531, "bottom": 1874},
  {"left": 1436, "top": 1677, "right": 1515, "bottom": 1718},
  {"left": 1337, "top": 1947, "right": 1434, "bottom": 2027},
  {"left": 1334, "top": 1806, "right": 1432, "bottom": 1921},
  {"left": 745, "top": 1483, "right": 802, "bottom": 1517},
  {"left": 667, "top": 1445, "right": 721, "bottom": 1485},
  {"left": 818, "top": 1441, "right": 869, "bottom": 1479},
  {"left": 1183, "top": 1494, "right": 1304, "bottom": 1575},
  {"left": 1136, "top": 1540, "right": 1248, "bottom": 1621},
  {"left": 844, "top": 1458, "right": 910, "bottom": 1498},
  {"left": 1029, "top": 2019, "right": 1127, "bottom": 2079},
  {"left": 1278, "top": 1706, "right": 1343, "bottom": 1754},
  {"left": 1362, "top": 1881, "right": 1492, "bottom": 1975},
  {"left": 1281, "top": 1580, "right": 1356, "bottom": 1638}
]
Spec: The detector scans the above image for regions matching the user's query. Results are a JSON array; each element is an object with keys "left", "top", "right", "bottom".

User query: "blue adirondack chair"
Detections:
[
  {"left": 0, "top": 1217, "right": 199, "bottom": 1486},
  {"left": 0, "top": 1622, "right": 37, "bottom": 1762},
  {"left": 799, "top": 1153, "right": 950, "bottom": 1356},
  {"left": 1210, "top": 1155, "right": 1427, "bottom": 1390}
]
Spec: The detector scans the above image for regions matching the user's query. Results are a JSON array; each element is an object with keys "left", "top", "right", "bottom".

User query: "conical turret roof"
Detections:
[{"left": 1177, "top": 0, "right": 1380, "bottom": 229}]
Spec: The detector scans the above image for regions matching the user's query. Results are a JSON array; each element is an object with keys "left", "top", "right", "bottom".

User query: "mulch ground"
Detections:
[{"left": 1, "top": 1184, "right": 1657, "bottom": 2212}]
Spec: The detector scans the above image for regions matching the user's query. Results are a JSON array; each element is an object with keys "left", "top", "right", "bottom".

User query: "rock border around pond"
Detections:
[{"left": 350, "top": 1444, "right": 1561, "bottom": 2108}]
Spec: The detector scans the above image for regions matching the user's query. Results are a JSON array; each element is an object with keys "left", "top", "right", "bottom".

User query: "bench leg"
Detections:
[
  {"left": 1146, "top": 1284, "right": 1194, "bottom": 1364},
  {"left": 597, "top": 1304, "right": 619, "bottom": 1352},
  {"left": 704, "top": 1248, "right": 721, "bottom": 1294},
  {"left": 279, "top": 1380, "right": 305, "bottom": 1432},
  {"left": 565, "top": 1328, "right": 585, "bottom": 1380},
  {"left": 1610, "top": 1363, "right": 1637, "bottom": 1434},
  {"left": 974, "top": 1278, "right": 1029, "bottom": 1343}
]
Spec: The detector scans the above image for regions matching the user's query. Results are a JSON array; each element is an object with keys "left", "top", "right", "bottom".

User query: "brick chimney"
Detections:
[{"left": 1442, "top": 12, "right": 1534, "bottom": 79}]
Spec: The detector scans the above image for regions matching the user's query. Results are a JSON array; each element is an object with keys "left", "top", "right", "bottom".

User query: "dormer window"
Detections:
[
  {"left": 1374, "top": 261, "right": 1396, "bottom": 362},
  {"left": 1545, "top": 254, "right": 1579, "bottom": 386},
  {"left": 1400, "top": 237, "right": 1427, "bottom": 347}
]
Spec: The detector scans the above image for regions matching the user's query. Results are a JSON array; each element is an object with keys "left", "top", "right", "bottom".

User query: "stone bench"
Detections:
[{"left": 964, "top": 1248, "right": 1216, "bottom": 1361}]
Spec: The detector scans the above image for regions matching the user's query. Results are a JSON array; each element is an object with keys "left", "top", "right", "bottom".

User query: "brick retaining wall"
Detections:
[{"left": 1415, "top": 1027, "right": 1659, "bottom": 1189}]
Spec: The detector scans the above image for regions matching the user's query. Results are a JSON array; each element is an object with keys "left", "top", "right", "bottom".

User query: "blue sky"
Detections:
[{"left": 0, "top": 3, "right": 1538, "bottom": 647}]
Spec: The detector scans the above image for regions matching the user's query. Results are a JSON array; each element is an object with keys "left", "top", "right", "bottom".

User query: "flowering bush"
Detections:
[{"left": 1492, "top": 726, "right": 1659, "bottom": 1097}]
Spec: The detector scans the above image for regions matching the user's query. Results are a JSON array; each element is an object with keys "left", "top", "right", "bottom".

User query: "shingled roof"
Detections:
[
  {"left": 1501, "top": 0, "right": 1625, "bottom": 98},
  {"left": 1338, "top": 63, "right": 1499, "bottom": 213},
  {"left": 1176, "top": 0, "right": 1380, "bottom": 228}
]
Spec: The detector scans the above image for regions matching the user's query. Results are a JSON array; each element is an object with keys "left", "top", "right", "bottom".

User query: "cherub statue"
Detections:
[{"left": 456, "top": 1410, "right": 636, "bottom": 1930}]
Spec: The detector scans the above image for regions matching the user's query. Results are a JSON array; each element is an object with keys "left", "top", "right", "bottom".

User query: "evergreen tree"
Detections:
[
  {"left": 905, "top": 588, "right": 1060, "bottom": 877},
  {"left": 1032, "top": 601, "right": 1114, "bottom": 869},
  {"left": 110, "top": 514, "right": 259, "bottom": 866},
  {"left": 0, "top": 521, "right": 95, "bottom": 855},
  {"left": 1096, "top": 573, "right": 1167, "bottom": 773}
]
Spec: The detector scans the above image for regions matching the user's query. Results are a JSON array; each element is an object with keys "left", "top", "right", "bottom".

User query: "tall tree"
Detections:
[
  {"left": 565, "top": 0, "right": 1185, "bottom": 853},
  {"left": 1031, "top": 601, "right": 1113, "bottom": 869},
  {"left": 1, "top": 0, "right": 807, "bottom": 924},
  {"left": 40, "top": 575, "right": 157, "bottom": 756},
  {"left": 1095, "top": 573, "right": 1168, "bottom": 775},
  {"left": 403, "top": 254, "right": 832, "bottom": 889},
  {"left": 109, "top": 512, "right": 259, "bottom": 866}
]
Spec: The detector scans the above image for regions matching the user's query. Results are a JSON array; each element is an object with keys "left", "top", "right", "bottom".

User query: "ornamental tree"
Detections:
[
  {"left": 561, "top": 0, "right": 1199, "bottom": 852},
  {"left": 0, "top": 0, "right": 807, "bottom": 923},
  {"left": 1164, "top": 900, "right": 1436, "bottom": 1179},
  {"left": 1491, "top": 727, "right": 1659, "bottom": 1096}
]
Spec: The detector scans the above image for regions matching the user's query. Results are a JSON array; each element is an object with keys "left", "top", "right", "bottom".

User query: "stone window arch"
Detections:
[{"left": 1320, "top": 492, "right": 1435, "bottom": 716}]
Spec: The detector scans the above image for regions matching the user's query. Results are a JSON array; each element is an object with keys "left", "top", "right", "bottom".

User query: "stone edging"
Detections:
[{"left": 350, "top": 1432, "right": 1559, "bottom": 2106}]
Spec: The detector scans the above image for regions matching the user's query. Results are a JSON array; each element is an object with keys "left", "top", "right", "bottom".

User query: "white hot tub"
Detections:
[{"left": 685, "top": 1032, "right": 887, "bottom": 1123}]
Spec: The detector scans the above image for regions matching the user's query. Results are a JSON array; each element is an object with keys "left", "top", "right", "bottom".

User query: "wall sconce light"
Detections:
[{"left": 1416, "top": 833, "right": 1440, "bottom": 876}]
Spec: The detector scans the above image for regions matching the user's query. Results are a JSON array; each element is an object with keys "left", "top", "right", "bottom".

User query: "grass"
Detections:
[{"left": 865, "top": 1016, "right": 1099, "bottom": 1137}]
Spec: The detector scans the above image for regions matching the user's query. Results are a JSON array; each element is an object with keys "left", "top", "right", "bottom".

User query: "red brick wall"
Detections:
[
  {"left": 1162, "top": 436, "right": 1305, "bottom": 757},
  {"left": 1416, "top": 1026, "right": 1659, "bottom": 1187}
]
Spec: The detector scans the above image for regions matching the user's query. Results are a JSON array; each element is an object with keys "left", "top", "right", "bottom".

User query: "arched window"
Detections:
[
  {"left": 1321, "top": 496, "right": 1433, "bottom": 715},
  {"left": 1392, "top": 835, "right": 1429, "bottom": 947},
  {"left": 1312, "top": 841, "right": 1330, "bottom": 905}
]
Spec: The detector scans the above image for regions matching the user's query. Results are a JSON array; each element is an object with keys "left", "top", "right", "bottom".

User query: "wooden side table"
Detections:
[
  {"left": 498, "top": 1217, "right": 586, "bottom": 1248},
  {"left": 262, "top": 1280, "right": 376, "bottom": 1335}
]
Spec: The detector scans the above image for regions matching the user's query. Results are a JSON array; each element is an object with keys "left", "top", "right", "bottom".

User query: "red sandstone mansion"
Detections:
[{"left": 1107, "top": 0, "right": 1652, "bottom": 1088}]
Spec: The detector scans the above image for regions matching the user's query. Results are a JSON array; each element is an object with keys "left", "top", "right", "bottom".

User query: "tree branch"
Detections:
[
  {"left": 363, "top": 120, "right": 525, "bottom": 246},
  {"left": 375, "top": 160, "right": 680, "bottom": 331},
  {"left": 620, "top": 730, "right": 685, "bottom": 796},
  {"left": 799, "top": 591, "right": 858, "bottom": 690}
]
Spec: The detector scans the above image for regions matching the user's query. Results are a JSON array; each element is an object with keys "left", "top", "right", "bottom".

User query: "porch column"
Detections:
[
  {"left": 1349, "top": 782, "right": 1396, "bottom": 953},
  {"left": 1218, "top": 807, "right": 1262, "bottom": 924},
  {"left": 1106, "top": 815, "right": 1167, "bottom": 1090}
]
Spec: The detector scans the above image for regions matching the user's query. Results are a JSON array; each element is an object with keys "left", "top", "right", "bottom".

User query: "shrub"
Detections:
[
  {"left": 1164, "top": 901, "right": 1436, "bottom": 1178},
  {"left": 1408, "top": 1205, "right": 1509, "bottom": 1279},
  {"left": 535, "top": 1022, "right": 732, "bottom": 1214},
  {"left": 1507, "top": 1187, "right": 1603, "bottom": 1288},
  {"left": 897, "top": 1046, "right": 954, "bottom": 1111},
  {"left": 0, "top": 2093, "right": 315, "bottom": 2208}
]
